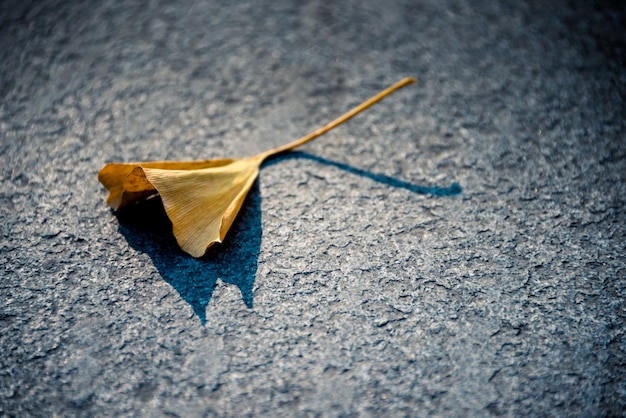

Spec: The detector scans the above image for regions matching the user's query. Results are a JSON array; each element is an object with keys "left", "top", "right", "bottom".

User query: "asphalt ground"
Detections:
[{"left": 1, "top": 0, "right": 625, "bottom": 416}]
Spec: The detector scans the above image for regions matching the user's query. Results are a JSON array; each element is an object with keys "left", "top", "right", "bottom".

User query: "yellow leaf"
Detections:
[{"left": 98, "top": 77, "right": 416, "bottom": 257}]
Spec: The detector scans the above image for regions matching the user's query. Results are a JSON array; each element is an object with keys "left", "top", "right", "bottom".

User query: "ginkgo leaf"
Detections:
[{"left": 98, "top": 77, "right": 416, "bottom": 257}]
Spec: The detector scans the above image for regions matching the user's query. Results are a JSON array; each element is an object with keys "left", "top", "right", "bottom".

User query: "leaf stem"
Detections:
[{"left": 259, "top": 77, "right": 416, "bottom": 160}]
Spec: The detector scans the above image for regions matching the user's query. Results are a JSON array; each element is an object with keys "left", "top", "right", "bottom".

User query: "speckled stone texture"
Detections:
[{"left": 1, "top": 0, "right": 625, "bottom": 416}]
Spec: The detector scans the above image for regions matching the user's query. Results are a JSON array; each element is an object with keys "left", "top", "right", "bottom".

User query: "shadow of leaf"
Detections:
[
  {"left": 113, "top": 152, "right": 461, "bottom": 324},
  {"left": 116, "top": 182, "right": 262, "bottom": 325}
]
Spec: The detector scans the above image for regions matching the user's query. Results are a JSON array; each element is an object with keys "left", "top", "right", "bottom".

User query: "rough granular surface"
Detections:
[{"left": 1, "top": 0, "right": 624, "bottom": 416}]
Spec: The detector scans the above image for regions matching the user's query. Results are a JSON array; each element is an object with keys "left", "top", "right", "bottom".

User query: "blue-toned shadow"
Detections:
[{"left": 115, "top": 152, "right": 461, "bottom": 324}]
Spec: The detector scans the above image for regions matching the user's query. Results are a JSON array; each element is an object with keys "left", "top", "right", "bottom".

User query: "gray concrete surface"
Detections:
[{"left": 1, "top": 0, "right": 625, "bottom": 416}]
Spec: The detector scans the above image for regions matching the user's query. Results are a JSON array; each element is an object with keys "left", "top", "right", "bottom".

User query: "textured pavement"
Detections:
[{"left": 1, "top": 0, "right": 625, "bottom": 416}]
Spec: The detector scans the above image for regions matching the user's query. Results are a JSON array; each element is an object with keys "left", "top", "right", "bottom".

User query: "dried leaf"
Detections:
[{"left": 98, "top": 77, "right": 416, "bottom": 257}]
